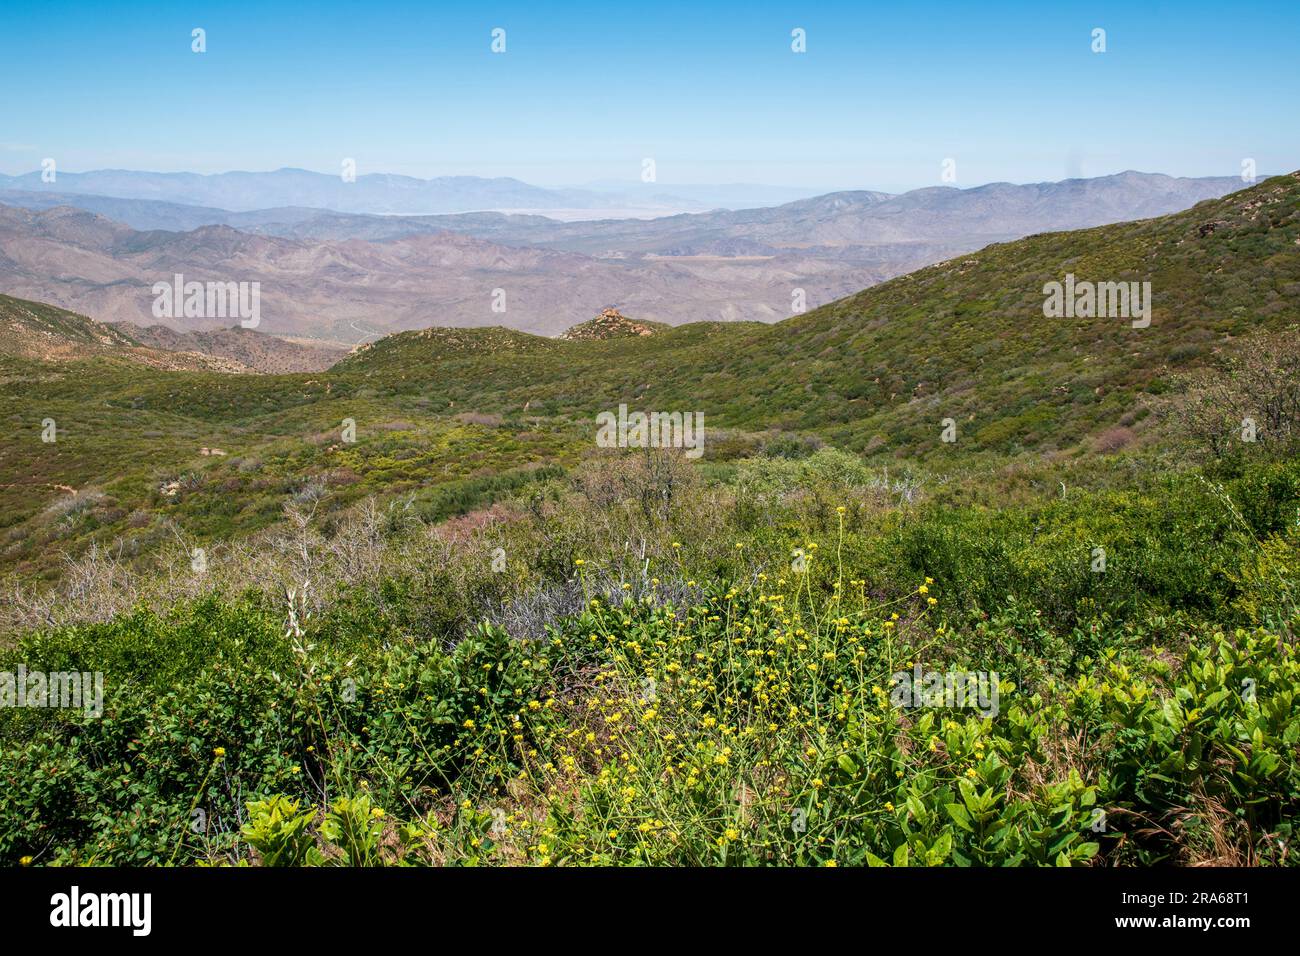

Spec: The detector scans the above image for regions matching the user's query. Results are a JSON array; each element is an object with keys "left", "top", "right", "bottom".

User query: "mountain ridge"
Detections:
[
  {"left": 0, "top": 172, "right": 1295, "bottom": 580},
  {"left": 0, "top": 167, "right": 724, "bottom": 216},
  {"left": 0, "top": 172, "right": 1255, "bottom": 340},
  {"left": 332, "top": 171, "right": 1300, "bottom": 456},
  {"left": 0, "top": 294, "right": 246, "bottom": 372}
]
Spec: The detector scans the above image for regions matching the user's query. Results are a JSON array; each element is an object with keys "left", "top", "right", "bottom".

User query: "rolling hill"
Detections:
[
  {"left": 126, "top": 325, "right": 347, "bottom": 373},
  {"left": 0, "top": 172, "right": 1296, "bottom": 578},
  {"left": 335, "top": 172, "right": 1300, "bottom": 455},
  {"left": 0, "top": 294, "right": 242, "bottom": 372}
]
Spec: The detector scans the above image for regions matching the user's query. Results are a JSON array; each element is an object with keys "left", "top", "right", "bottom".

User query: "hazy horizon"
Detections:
[{"left": 0, "top": 164, "right": 1264, "bottom": 214}]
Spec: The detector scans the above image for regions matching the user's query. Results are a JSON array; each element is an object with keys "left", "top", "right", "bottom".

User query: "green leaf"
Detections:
[{"left": 945, "top": 802, "right": 975, "bottom": 832}]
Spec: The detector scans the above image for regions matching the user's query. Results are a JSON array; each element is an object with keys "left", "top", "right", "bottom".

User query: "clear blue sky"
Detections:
[{"left": 2, "top": 0, "right": 1296, "bottom": 190}]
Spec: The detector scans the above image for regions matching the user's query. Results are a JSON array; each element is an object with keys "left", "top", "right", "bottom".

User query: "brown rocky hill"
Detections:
[
  {"left": 559, "top": 309, "right": 669, "bottom": 340},
  {"left": 0, "top": 294, "right": 244, "bottom": 372},
  {"left": 126, "top": 324, "right": 346, "bottom": 373}
]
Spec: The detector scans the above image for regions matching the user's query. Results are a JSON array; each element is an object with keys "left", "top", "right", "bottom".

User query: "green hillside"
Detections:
[
  {"left": 3, "top": 175, "right": 1300, "bottom": 869},
  {"left": 1, "top": 173, "right": 1297, "bottom": 578},
  {"left": 332, "top": 172, "right": 1299, "bottom": 456}
]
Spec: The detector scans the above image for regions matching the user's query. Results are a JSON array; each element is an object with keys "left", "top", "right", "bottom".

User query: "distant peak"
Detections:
[{"left": 560, "top": 308, "right": 668, "bottom": 341}]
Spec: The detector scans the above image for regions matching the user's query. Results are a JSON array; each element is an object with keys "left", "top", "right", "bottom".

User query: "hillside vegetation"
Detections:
[
  {"left": 3, "top": 448, "right": 1299, "bottom": 866},
  {"left": 1, "top": 174, "right": 1298, "bottom": 868},
  {"left": 335, "top": 172, "right": 1300, "bottom": 455},
  {"left": 3, "top": 174, "right": 1296, "bottom": 578}
]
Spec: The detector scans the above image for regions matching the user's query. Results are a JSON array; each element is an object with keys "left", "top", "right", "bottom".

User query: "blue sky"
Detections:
[{"left": 2, "top": 0, "right": 1296, "bottom": 190}]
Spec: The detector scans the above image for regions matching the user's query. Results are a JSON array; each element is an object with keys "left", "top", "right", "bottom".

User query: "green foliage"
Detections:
[
  {"left": 241, "top": 796, "right": 323, "bottom": 866},
  {"left": 3, "top": 174, "right": 1298, "bottom": 578},
  {"left": 2, "top": 175, "right": 1299, "bottom": 866},
  {"left": 3, "top": 536, "right": 1297, "bottom": 866}
]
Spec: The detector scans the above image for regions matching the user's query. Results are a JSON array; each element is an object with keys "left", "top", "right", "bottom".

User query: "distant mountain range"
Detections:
[
  {"left": 0, "top": 168, "right": 828, "bottom": 217},
  {"left": 328, "top": 170, "right": 1300, "bottom": 458},
  {"left": 0, "top": 172, "right": 1295, "bottom": 572},
  {"left": 369, "top": 171, "right": 1247, "bottom": 257},
  {"left": 0, "top": 202, "right": 879, "bottom": 340},
  {"left": 11, "top": 170, "right": 1287, "bottom": 460},
  {"left": 0, "top": 170, "right": 1244, "bottom": 247},
  {"left": 0, "top": 170, "right": 1254, "bottom": 341}
]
